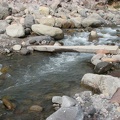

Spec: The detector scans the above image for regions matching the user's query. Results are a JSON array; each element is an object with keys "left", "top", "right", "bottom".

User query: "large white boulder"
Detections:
[
  {"left": 6, "top": 24, "right": 25, "bottom": 37},
  {"left": 81, "top": 73, "right": 120, "bottom": 96},
  {"left": 31, "top": 24, "right": 64, "bottom": 40}
]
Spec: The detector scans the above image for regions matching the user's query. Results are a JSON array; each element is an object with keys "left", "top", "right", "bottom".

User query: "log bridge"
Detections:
[{"left": 30, "top": 45, "right": 119, "bottom": 54}]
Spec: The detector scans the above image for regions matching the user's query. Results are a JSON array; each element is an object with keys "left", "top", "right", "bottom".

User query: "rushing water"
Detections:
[{"left": 0, "top": 26, "right": 119, "bottom": 120}]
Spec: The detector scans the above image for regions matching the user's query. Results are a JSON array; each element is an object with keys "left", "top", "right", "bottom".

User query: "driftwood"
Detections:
[{"left": 30, "top": 45, "right": 119, "bottom": 54}]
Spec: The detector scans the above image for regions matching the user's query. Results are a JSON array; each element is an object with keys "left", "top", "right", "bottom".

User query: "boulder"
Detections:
[
  {"left": 81, "top": 73, "right": 120, "bottom": 96},
  {"left": 31, "top": 24, "right": 64, "bottom": 40},
  {"left": 20, "top": 48, "right": 30, "bottom": 55},
  {"left": 81, "top": 13, "right": 105, "bottom": 27},
  {"left": 24, "top": 15, "right": 35, "bottom": 28},
  {"left": 70, "top": 17, "right": 83, "bottom": 28},
  {"left": 55, "top": 18, "right": 67, "bottom": 28},
  {"left": 0, "top": 20, "right": 9, "bottom": 34},
  {"left": 94, "top": 61, "right": 113, "bottom": 74},
  {"left": 46, "top": 105, "right": 84, "bottom": 120},
  {"left": 0, "top": 4, "right": 11, "bottom": 19},
  {"left": 37, "top": 17, "right": 55, "bottom": 26},
  {"left": 6, "top": 24, "right": 25, "bottom": 37},
  {"left": 52, "top": 96, "right": 62, "bottom": 104},
  {"left": 61, "top": 96, "right": 77, "bottom": 107},
  {"left": 39, "top": 6, "right": 50, "bottom": 16}
]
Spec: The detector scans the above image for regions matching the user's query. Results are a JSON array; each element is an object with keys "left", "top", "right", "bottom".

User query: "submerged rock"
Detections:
[
  {"left": 2, "top": 98, "right": 15, "bottom": 110},
  {"left": 29, "top": 105, "right": 43, "bottom": 112}
]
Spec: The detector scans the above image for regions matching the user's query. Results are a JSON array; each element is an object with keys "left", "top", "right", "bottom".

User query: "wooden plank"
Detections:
[{"left": 30, "top": 45, "right": 119, "bottom": 54}]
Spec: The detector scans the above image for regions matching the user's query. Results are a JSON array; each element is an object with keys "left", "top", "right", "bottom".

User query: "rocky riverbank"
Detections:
[
  {"left": 0, "top": 0, "right": 120, "bottom": 120},
  {"left": 0, "top": 0, "right": 120, "bottom": 55}
]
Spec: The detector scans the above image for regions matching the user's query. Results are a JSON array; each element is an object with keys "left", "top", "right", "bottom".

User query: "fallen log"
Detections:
[{"left": 29, "top": 45, "right": 119, "bottom": 54}]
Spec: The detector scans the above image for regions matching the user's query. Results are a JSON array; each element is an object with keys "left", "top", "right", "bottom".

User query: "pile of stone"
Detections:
[
  {"left": 47, "top": 73, "right": 120, "bottom": 120},
  {"left": 0, "top": 0, "right": 119, "bottom": 54}
]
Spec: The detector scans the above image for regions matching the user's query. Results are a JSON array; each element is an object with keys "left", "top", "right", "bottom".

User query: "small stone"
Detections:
[
  {"left": 52, "top": 96, "right": 62, "bottom": 104},
  {"left": 117, "top": 107, "right": 120, "bottom": 112},
  {"left": 12, "top": 45, "right": 21, "bottom": 51},
  {"left": 30, "top": 105, "right": 43, "bottom": 112},
  {"left": 20, "top": 48, "right": 30, "bottom": 55}
]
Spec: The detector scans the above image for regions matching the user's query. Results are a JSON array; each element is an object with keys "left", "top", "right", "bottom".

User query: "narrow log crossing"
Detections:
[{"left": 30, "top": 45, "right": 119, "bottom": 54}]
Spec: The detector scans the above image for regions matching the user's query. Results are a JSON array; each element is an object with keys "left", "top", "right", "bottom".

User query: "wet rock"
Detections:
[
  {"left": 61, "top": 96, "right": 77, "bottom": 107},
  {"left": 12, "top": 45, "right": 21, "bottom": 51},
  {"left": 88, "top": 30, "right": 98, "bottom": 42},
  {"left": 54, "top": 41, "right": 63, "bottom": 46},
  {"left": 6, "top": 24, "right": 25, "bottom": 38},
  {"left": 31, "top": 24, "right": 64, "bottom": 40},
  {"left": 24, "top": 15, "right": 35, "bottom": 28},
  {"left": 2, "top": 98, "right": 15, "bottom": 110},
  {"left": 29, "top": 105, "right": 43, "bottom": 112},
  {"left": 94, "top": 61, "right": 113, "bottom": 74},
  {"left": 52, "top": 96, "right": 62, "bottom": 104},
  {"left": 39, "top": 6, "right": 50, "bottom": 16},
  {"left": 20, "top": 48, "right": 30, "bottom": 55},
  {"left": 81, "top": 73, "right": 120, "bottom": 96},
  {"left": 46, "top": 105, "right": 84, "bottom": 120}
]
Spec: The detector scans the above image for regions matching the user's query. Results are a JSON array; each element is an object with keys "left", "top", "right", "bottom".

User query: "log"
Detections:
[{"left": 30, "top": 45, "right": 119, "bottom": 54}]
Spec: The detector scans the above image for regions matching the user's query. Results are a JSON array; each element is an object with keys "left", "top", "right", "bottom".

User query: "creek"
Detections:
[{"left": 0, "top": 26, "right": 119, "bottom": 120}]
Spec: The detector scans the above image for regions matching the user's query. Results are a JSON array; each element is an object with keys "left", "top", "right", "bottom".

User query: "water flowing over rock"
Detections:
[
  {"left": 31, "top": 24, "right": 64, "bottom": 40},
  {"left": 6, "top": 24, "right": 25, "bottom": 37},
  {"left": 81, "top": 73, "right": 120, "bottom": 96}
]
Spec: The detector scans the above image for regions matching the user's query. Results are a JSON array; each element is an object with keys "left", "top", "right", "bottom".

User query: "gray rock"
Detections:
[
  {"left": 31, "top": 24, "right": 64, "bottom": 40},
  {"left": 28, "top": 35, "right": 54, "bottom": 45},
  {"left": 82, "top": 13, "right": 105, "bottom": 27},
  {"left": 24, "top": 15, "right": 35, "bottom": 28},
  {"left": 0, "top": 20, "right": 9, "bottom": 34},
  {"left": 0, "top": 4, "right": 11, "bottom": 19},
  {"left": 20, "top": 48, "right": 30, "bottom": 55},
  {"left": 6, "top": 24, "right": 25, "bottom": 38},
  {"left": 94, "top": 62, "right": 113, "bottom": 74},
  {"left": 46, "top": 105, "right": 84, "bottom": 120},
  {"left": 52, "top": 96, "right": 62, "bottom": 104},
  {"left": 81, "top": 73, "right": 120, "bottom": 96},
  {"left": 61, "top": 96, "right": 77, "bottom": 107}
]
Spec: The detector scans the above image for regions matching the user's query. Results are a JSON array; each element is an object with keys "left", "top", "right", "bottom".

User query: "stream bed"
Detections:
[{"left": 0, "top": 26, "right": 119, "bottom": 120}]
